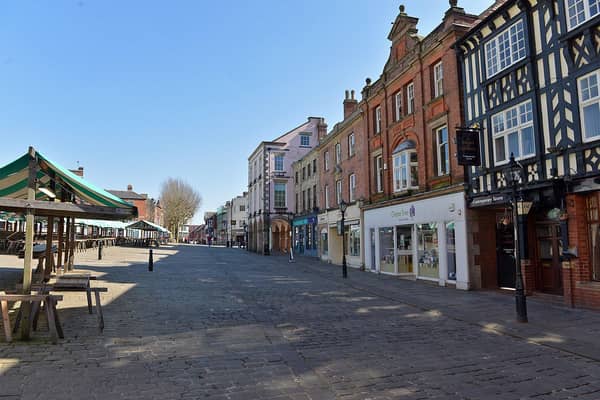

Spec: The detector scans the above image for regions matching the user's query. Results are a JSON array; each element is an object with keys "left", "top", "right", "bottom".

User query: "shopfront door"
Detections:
[
  {"left": 496, "top": 221, "right": 516, "bottom": 288},
  {"left": 370, "top": 228, "right": 376, "bottom": 271},
  {"left": 536, "top": 223, "right": 563, "bottom": 295}
]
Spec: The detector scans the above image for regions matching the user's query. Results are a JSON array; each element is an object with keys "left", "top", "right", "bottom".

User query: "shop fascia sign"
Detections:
[
  {"left": 391, "top": 205, "right": 416, "bottom": 222},
  {"left": 469, "top": 194, "right": 507, "bottom": 207}
]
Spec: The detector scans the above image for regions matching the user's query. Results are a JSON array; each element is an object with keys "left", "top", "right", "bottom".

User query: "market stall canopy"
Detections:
[
  {"left": 126, "top": 220, "right": 170, "bottom": 233},
  {"left": 76, "top": 219, "right": 129, "bottom": 230},
  {"left": 0, "top": 147, "right": 137, "bottom": 220}
]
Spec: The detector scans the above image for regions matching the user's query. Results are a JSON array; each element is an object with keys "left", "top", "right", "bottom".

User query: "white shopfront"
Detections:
[{"left": 363, "top": 191, "right": 469, "bottom": 290}]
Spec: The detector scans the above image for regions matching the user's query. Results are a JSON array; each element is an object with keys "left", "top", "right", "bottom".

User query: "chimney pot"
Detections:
[
  {"left": 351, "top": 90, "right": 355, "bottom": 100},
  {"left": 127, "top": 184, "right": 133, "bottom": 191}
]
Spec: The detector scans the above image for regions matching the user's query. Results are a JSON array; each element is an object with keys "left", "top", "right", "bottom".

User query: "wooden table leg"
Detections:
[
  {"left": 94, "top": 290, "right": 104, "bottom": 332},
  {"left": 86, "top": 287, "right": 93, "bottom": 314},
  {"left": 50, "top": 297, "right": 63, "bottom": 339},
  {"left": 45, "top": 298, "right": 58, "bottom": 344},
  {"left": 0, "top": 296, "right": 11, "bottom": 342}
]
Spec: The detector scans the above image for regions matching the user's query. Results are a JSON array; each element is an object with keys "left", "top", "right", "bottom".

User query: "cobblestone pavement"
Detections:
[{"left": 2, "top": 245, "right": 600, "bottom": 399}]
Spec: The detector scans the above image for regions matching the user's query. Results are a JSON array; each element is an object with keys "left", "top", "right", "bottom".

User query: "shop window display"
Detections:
[
  {"left": 417, "top": 223, "right": 439, "bottom": 279},
  {"left": 396, "top": 225, "right": 413, "bottom": 273},
  {"left": 379, "top": 227, "right": 395, "bottom": 273},
  {"left": 349, "top": 225, "right": 360, "bottom": 257},
  {"left": 446, "top": 222, "right": 456, "bottom": 280}
]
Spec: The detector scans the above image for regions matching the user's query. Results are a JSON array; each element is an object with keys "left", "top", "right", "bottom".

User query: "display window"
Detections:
[
  {"left": 379, "top": 227, "right": 395, "bottom": 273},
  {"left": 446, "top": 222, "right": 456, "bottom": 281},
  {"left": 417, "top": 223, "right": 439, "bottom": 279}
]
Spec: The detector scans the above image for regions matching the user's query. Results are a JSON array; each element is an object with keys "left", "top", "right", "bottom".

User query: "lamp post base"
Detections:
[{"left": 516, "top": 293, "right": 528, "bottom": 323}]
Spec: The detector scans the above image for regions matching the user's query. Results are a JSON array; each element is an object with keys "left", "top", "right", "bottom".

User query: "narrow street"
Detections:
[{"left": 2, "top": 245, "right": 600, "bottom": 399}]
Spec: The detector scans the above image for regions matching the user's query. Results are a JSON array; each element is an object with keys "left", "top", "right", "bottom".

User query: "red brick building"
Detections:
[
  {"left": 361, "top": 3, "right": 479, "bottom": 288},
  {"left": 317, "top": 90, "right": 367, "bottom": 267}
]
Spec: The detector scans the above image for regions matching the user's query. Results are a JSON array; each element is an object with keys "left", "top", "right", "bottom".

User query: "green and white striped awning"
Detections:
[{"left": 0, "top": 148, "right": 137, "bottom": 220}]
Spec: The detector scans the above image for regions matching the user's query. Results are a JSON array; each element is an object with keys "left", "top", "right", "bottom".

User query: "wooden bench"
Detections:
[{"left": 0, "top": 292, "right": 64, "bottom": 344}]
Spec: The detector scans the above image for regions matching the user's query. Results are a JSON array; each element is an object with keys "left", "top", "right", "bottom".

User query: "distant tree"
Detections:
[{"left": 159, "top": 178, "right": 201, "bottom": 242}]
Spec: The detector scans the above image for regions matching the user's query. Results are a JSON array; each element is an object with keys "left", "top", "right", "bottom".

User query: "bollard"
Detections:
[
  {"left": 148, "top": 249, "right": 153, "bottom": 271},
  {"left": 98, "top": 241, "right": 103, "bottom": 260}
]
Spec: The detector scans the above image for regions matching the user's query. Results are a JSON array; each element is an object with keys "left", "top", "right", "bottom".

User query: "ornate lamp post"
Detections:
[
  {"left": 503, "top": 154, "right": 528, "bottom": 323},
  {"left": 339, "top": 200, "right": 348, "bottom": 279}
]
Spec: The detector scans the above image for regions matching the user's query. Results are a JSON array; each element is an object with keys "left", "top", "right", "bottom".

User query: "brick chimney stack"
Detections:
[
  {"left": 343, "top": 89, "right": 358, "bottom": 119},
  {"left": 317, "top": 117, "right": 328, "bottom": 141}
]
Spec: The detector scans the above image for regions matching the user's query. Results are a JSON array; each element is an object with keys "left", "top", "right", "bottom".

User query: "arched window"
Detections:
[{"left": 392, "top": 140, "right": 418, "bottom": 192}]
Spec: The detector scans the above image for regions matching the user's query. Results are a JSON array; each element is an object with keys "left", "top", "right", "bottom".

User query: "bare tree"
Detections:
[{"left": 159, "top": 178, "right": 201, "bottom": 242}]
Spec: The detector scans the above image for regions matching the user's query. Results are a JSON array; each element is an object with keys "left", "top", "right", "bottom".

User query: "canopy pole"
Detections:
[
  {"left": 57, "top": 217, "right": 64, "bottom": 274},
  {"left": 68, "top": 217, "right": 75, "bottom": 270},
  {"left": 44, "top": 216, "right": 54, "bottom": 280},
  {"left": 21, "top": 147, "right": 37, "bottom": 340},
  {"left": 64, "top": 217, "right": 71, "bottom": 272}
]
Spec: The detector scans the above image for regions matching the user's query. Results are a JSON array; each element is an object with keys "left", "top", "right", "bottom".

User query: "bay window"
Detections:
[{"left": 392, "top": 140, "right": 418, "bottom": 192}]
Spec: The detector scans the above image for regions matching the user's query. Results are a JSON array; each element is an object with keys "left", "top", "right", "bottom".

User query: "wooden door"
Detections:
[
  {"left": 496, "top": 222, "right": 516, "bottom": 289},
  {"left": 536, "top": 224, "right": 563, "bottom": 295}
]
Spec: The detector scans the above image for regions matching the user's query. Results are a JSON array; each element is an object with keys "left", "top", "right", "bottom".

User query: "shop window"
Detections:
[
  {"left": 321, "top": 230, "right": 328, "bottom": 255},
  {"left": 396, "top": 225, "right": 413, "bottom": 273},
  {"left": 446, "top": 222, "right": 456, "bottom": 281},
  {"left": 349, "top": 225, "right": 360, "bottom": 257},
  {"left": 379, "top": 227, "right": 395, "bottom": 273},
  {"left": 587, "top": 194, "right": 600, "bottom": 280},
  {"left": 417, "top": 223, "right": 439, "bottom": 279}
]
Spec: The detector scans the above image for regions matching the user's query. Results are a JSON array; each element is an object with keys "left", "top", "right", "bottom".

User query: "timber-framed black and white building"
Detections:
[{"left": 457, "top": 0, "right": 600, "bottom": 308}]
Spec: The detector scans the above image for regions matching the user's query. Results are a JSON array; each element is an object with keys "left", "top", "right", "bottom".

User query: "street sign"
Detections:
[{"left": 456, "top": 128, "right": 481, "bottom": 166}]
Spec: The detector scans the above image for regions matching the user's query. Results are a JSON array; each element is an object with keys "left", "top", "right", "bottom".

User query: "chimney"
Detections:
[
  {"left": 343, "top": 89, "right": 358, "bottom": 119},
  {"left": 127, "top": 184, "right": 133, "bottom": 191},
  {"left": 317, "top": 117, "right": 328, "bottom": 141}
]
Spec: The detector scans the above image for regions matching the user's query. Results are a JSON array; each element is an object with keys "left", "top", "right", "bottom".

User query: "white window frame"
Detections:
[
  {"left": 407, "top": 83, "right": 415, "bottom": 114},
  {"left": 348, "top": 133, "right": 355, "bottom": 157},
  {"left": 395, "top": 91, "right": 402, "bottom": 121},
  {"left": 335, "top": 142, "right": 341, "bottom": 164},
  {"left": 376, "top": 155, "right": 384, "bottom": 193},
  {"left": 393, "top": 150, "right": 418, "bottom": 192},
  {"left": 300, "top": 134, "right": 310, "bottom": 147},
  {"left": 325, "top": 151, "right": 330, "bottom": 171},
  {"left": 349, "top": 173, "right": 356, "bottom": 202},
  {"left": 325, "top": 185, "right": 330, "bottom": 209},
  {"left": 434, "top": 62, "right": 444, "bottom": 98},
  {"left": 436, "top": 126, "right": 450, "bottom": 176},
  {"left": 375, "top": 106, "right": 382, "bottom": 133},
  {"left": 274, "top": 182, "right": 286, "bottom": 208},
  {"left": 567, "top": 0, "right": 600, "bottom": 30},
  {"left": 492, "top": 99, "right": 535, "bottom": 165},
  {"left": 336, "top": 179, "right": 342, "bottom": 204},
  {"left": 579, "top": 69, "right": 600, "bottom": 142},
  {"left": 485, "top": 20, "right": 526, "bottom": 78},
  {"left": 274, "top": 154, "right": 284, "bottom": 171}
]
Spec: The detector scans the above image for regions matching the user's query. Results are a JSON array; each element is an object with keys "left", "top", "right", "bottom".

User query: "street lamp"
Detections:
[
  {"left": 242, "top": 221, "right": 248, "bottom": 250},
  {"left": 339, "top": 200, "right": 348, "bottom": 279},
  {"left": 503, "top": 153, "right": 528, "bottom": 323}
]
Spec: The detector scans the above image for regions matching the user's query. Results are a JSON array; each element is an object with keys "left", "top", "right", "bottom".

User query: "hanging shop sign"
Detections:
[{"left": 456, "top": 128, "right": 481, "bottom": 166}]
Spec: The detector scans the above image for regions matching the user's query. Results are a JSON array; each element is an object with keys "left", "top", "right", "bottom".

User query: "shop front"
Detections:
[
  {"left": 363, "top": 191, "right": 469, "bottom": 289},
  {"left": 292, "top": 214, "right": 319, "bottom": 258},
  {"left": 317, "top": 205, "right": 362, "bottom": 268}
]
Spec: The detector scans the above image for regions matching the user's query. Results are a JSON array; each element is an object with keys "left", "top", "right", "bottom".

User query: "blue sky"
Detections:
[{"left": 0, "top": 0, "right": 492, "bottom": 223}]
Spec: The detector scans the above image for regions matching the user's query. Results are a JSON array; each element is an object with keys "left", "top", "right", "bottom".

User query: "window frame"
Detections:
[
  {"left": 375, "top": 106, "right": 382, "bottom": 133},
  {"left": 348, "top": 133, "right": 355, "bottom": 157},
  {"left": 435, "top": 126, "right": 450, "bottom": 176},
  {"left": 567, "top": 0, "right": 600, "bottom": 31},
  {"left": 433, "top": 62, "right": 444, "bottom": 98},
  {"left": 335, "top": 142, "right": 342, "bottom": 164},
  {"left": 578, "top": 69, "right": 600, "bottom": 142},
  {"left": 407, "top": 83, "right": 415, "bottom": 114},
  {"left": 485, "top": 19, "right": 526, "bottom": 79},
  {"left": 274, "top": 154, "right": 284, "bottom": 172},
  {"left": 300, "top": 134, "right": 310, "bottom": 147},
  {"left": 324, "top": 151, "right": 330, "bottom": 171},
  {"left": 336, "top": 179, "right": 342, "bottom": 204},
  {"left": 349, "top": 173, "right": 356, "bottom": 202},
  {"left": 491, "top": 99, "right": 536, "bottom": 165},
  {"left": 274, "top": 182, "right": 287, "bottom": 208},
  {"left": 393, "top": 150, "right": 419, "bottom": 192},
  {"left": 324, "top": 185, "right": 329, "bottom": 209},
  {"left": 395, "top": 90, "right": 402, "bottom": 121},
  {"left": 376, "top": 155, "right": 384, "bottom": 193}
]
